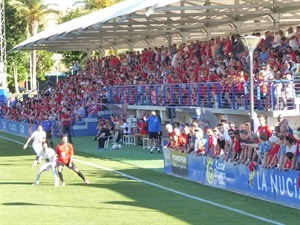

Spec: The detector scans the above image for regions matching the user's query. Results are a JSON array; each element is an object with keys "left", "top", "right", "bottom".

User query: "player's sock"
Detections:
[
  {"left": 76, "top": 171, "right": 86, "bottom": 181},
  {"left": 58, "top": 171, "right": 64, "bottom": 182},
  {"left": 32, "top": 160, "right": 38, "bottom": 168},
  {"left": 35, "top": 173, "right": 40, "bottom": 184},
  {"left": 53, "top": 170, "right": 59, "bottom": 183}
]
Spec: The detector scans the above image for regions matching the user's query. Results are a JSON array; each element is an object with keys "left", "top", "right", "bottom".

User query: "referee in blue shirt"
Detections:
[
  {"left": 41, "top": 115, "right": 54, "bottom": 148},
  {"left": 144, "top": 111, "right": 161, "bottom": 153}
]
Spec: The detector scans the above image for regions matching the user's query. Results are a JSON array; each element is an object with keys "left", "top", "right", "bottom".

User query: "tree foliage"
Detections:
[
  {"left": 8, "top": 0, "right": 58, "bottom": 37},
  {"left": 5, "top": 0, "right": 29, "bottom": 90},
  {"left": 74, "top": 0, "right": 123, "bottom": 10},
  {"left": 7, "top": 0, "right": 58, "bottom": 91},
  {"left": 59, "top": 8, "right": 89, "bottom": 70}
]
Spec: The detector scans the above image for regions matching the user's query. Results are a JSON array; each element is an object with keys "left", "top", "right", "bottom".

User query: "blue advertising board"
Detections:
[
  {"left": 0, "top": 119, "right": 36, "bottom": 138},
  {"left": 163, "top": 148, "right": 300, "bottom": 208}
]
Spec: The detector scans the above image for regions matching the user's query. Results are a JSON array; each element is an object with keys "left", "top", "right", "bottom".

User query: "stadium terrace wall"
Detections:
[
  {"left": 163, "top": 148, "right": 300, "bottom": 209},
  {"left": 0, "top": 119, "right": 37, "bottom": 138}
]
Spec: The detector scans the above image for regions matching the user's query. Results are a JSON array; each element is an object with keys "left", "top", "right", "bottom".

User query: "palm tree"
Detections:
[
  {"left": 8, "top": 0, "right": 57, "bottom": 91},
  {"left": 74, "top": 0, "right": 123, "bottom": 10}
]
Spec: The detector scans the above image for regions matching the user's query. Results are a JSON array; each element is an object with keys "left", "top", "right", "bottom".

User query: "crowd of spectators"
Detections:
[
  {"left": 164, "top": 115, "right": 300, "bottom": 171},
  {"left": 0, "top": 27, "right": 300, "bottom": 124}
]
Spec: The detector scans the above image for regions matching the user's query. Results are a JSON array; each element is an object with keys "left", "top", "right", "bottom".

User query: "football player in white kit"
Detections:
[
  {"left": 32, "top": 142, "right": 59, "bottom": 186},
  {"left": 23, "top": 125, "right": 46, "bottom": 167}
]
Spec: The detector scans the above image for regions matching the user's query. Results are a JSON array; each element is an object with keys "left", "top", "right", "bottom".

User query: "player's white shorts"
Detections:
[
  {"left": 32, "top": 143, "right": 43, "bottom": 155},
  {"left": 39, "top": 161, "right": 56, "bottom": 172}
]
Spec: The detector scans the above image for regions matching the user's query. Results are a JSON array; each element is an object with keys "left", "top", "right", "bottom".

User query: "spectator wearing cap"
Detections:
[
  {"left": 265, "top": 136, "right": 280, "bottom": 168},
  {"left": 286, "top": 27, "right": 298, "bottom": 51}
]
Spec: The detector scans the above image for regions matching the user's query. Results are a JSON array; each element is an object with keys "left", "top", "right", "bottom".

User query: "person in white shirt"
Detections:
[
  {"left": 217, "top": 123, "right": 232, "bottom": 156},
  {"left": 115, "top": 119, "right": 129, "bottom": 144},
  {"left": 23, "top": 125, "right": 46, "bottom": 167},
  {"left": 286, "top": 27, "right": 298, "bottom": 51},
  {"left": 272, "top": 30, "right": 284, "bottom": 49},
  {"left": 32, "top": 142, "right": 59, "bottom": 186}
]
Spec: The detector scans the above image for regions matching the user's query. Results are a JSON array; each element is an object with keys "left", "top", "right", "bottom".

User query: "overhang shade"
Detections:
[{"left": 13, "top": 0, "right": 300, "bottom": 51}]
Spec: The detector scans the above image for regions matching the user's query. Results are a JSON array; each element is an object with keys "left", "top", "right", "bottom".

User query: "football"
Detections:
[
  {"left": 112, "top": 144, "right": 118, "bottom": 149},
  {"left": 117, "top": 144, "right": 122, "bottom": 149}
]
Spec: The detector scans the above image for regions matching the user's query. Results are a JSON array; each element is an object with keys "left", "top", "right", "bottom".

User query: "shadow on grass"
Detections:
[
  {"left": 0, "top": 182, "right": 33, "bottom": 185},
  {"left": 2, "top": 201, "right": 156, "bottom": 212}
]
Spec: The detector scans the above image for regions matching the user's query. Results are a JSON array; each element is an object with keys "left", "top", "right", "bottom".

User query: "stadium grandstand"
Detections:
[{"left": 4, "top": 0, "right": 300, "bottom": 127}]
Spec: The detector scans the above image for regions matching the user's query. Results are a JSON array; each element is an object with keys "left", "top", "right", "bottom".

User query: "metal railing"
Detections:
[{"left": 103, "top": 79, "right": 299, "bottom": 111}]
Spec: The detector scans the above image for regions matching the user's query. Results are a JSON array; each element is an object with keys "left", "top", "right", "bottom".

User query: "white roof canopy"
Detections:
[{"left": 13, "top": 0, "right": 300, "bottom": 51}]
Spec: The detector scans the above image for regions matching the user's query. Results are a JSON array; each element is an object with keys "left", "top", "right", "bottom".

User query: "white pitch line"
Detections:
[
  {"left": 74, "top": 159, "right": 284, "bottom": 225},
  {"left": 0, "top": 135, "right": 284, "bottom": 225}
]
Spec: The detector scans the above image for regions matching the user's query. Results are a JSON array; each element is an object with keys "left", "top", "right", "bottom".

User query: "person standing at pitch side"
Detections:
[
  {"left": 60, "top": 109, "right": 73, "bottom": 144},
  {"left": 40, "top": 114, "right": 54, "bottom": 148},
  {"left": 56, "top": 134, "right": 90, "bottom": 186},
  {"left": 144, "top": 111, "right": 161, "bottom": 153}
]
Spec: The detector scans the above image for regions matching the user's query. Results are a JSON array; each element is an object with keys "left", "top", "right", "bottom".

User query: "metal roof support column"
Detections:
[
  {"left": 145, "top": 39, "right": 153, "bottom": 48},
  {"left": 112, "top": 47, "right": 118, "bottom": 56},
  {"left": 180, "top": 32, "right": 188, "bottom": 43},
  {"left": 269, "top": 13, "right": 280, "bottom": 31},
  {"left": 165, "top": 33, "right": 173, "bottom": 48},
  {"left": 234, "top": 21, "right": 241, "bottom": 34},
  {"left": 85, "top": 49, "right": 93, "bottom": 57},
  {"left": 127, "top": 42, "right": 134, "bottom": 51},
  {"left": 98, "top": 48, "right": 105, "bottom": 57},
  {"left": 205, "top": 28, "right": 211, "bottom": 40}
]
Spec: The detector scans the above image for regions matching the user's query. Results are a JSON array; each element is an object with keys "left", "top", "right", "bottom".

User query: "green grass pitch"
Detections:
[{"left": 0, "top": 131, "right": 298, "bottom": 225}]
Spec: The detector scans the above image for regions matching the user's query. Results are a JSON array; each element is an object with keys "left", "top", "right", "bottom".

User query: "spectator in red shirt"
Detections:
[
  {"left": 60, "top": 109, "right": 73, "bottom": 144},
  {"left": 256, "top": 114, "right": 272, "bottom": 138},
  {"left": 266, "top": 136, "right": 281, "bottom": 169},
  {"left": 134, "top": 119, "right": 148, "bottom": 145}
]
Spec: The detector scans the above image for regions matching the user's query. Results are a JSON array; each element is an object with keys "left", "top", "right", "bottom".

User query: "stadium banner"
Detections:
[
  {"left": 171, "top": 150, "right": 188, "bottom": 177},
  {"left": 187, "top": 154, "right": 206, "bottom": 183},
  {"left": 162, "top": 148, "right": 300, "bottom": 208},
  {"left": 162, "top": 147, "right": 173, "bottom": 174},
  {"left": 204, "top": 157, "right": 226, "bottom": 189},
  {"left": 0, "top": 119, "right": 36, "bottom": 138}
]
